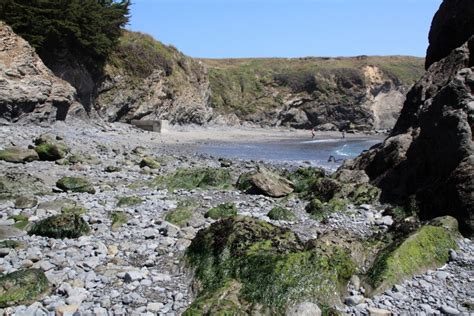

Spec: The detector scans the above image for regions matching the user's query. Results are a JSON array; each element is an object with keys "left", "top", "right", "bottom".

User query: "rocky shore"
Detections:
[{"left": 0, "top": 121, "right": 472, "bottom": 315}]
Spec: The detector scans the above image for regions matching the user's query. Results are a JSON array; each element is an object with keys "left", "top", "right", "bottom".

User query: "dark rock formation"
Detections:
[
  {"left": 425, "top": 0, "right": 474, "bottom": 69},
  {"left": 0, "top": 22, "right": 82, "bottom": 123},
  {"left": 345, "top": 1, "right": 474, "bottom": 234}
]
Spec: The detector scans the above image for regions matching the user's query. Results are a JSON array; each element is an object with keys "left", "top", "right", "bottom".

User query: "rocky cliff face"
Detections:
[
  {"left": 203, "top": 57, "right": 424, "bottom": 130},
  {"left": 425, "top": 0, "right": 474, "bottom": 69},
  {"left": 345, "top": 0, "right": 474, "bottom": 234},
  {"left": 94, "top": 31, "right": 212, "bottom": 125},
  {"left": 1, "top": 23, "right": 424, "bottom": 130},
  {"left": 0, "top": 22, "right": 81, "bottom": 123}
]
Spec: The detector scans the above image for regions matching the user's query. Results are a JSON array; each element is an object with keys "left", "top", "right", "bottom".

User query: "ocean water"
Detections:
[{"left": 196, "top": 137, "right": 383, "bottom": 171}]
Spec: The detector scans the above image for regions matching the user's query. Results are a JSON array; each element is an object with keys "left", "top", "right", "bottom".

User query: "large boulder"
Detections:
[
  {"left": 0, "top": 147, "right": 38, "bottom": 163},
  {"left": 237, "top": 166, "right": 294, "bottom": 198},
  {"left": 34, "top": 134, "right": 69, "bottom": 161},
  {"left": 0, "top": 170, "right": 48, "bottom": 199},
  {"left": 28, "top": 213, "right": 90, "bottom": 239},
  {"left": 365, "top": 216, "right": 459, "bottom": 295},
  {"left": 344, "top": 1, "right": 474, "bottom": 235},
  {"left": 0, "top": 269, "right": 50, "bottom": 307},
  {"left": 56, "top": 177, "right": 95, "bottom": 194},
  {"left": 185, "top": 216, "right": 356, "bottom": 314},
  {"left": 0, "top": 22, "right": 80, "bottom": 123}
]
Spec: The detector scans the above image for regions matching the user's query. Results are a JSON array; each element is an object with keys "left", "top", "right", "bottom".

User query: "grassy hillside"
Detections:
[{"left": 201, "top": 56, "right": 425, "bottom": 118}]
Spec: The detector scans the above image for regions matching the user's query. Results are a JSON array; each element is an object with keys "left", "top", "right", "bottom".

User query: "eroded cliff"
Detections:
[
  {"left": 0, "top": 22, "right": 81, "bottom": 123},
  {"left": 345, "top": 0, "right": 474, "bottom": 234}
]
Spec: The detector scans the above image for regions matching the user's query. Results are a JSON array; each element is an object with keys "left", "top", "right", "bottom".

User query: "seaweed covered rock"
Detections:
[
  {"left": 186, "top": 216, "right": 356, "bottom": 313},
  {"left": 286, "top": 167, "right": 325, "bottom": 196},
  {"left": 0, "top": 171, "right": 48, "bottom": 200},
  {"left": 56, "top": 176, "right": 95, "bottom": 194},
  {"left": 237, "top": 166, "right": 294, "bottom": 198},
  {"left": 165, "top": 199, "right": 199, "bottom": 227},
  {"left": 205, "top": 202, "right": 237, "bottom": 220},
  {"left": 117, "top": 196, "right": 143, "bottom": 207},
  {"left": 0, "top": 269, "right": 49, "bottom": 307},
  {"left": 14, "top": 196, "right": 38, "bottom": 209},
  {"left": 305, "top": 198, "right": 347, "bottom": 221},
  {"left": 365, "top": 216, "right": 459, "bottom": 294},
  {"left": 0, "top": 147, "right": 39, "bottom": 163},
  {"left": 139, "top": 156, "right": 160, "bottom": 169},
  {"left": 267, "top": 206, "right": 297, "bottom": 221},
  {"left": 152, "top": 168, "right": 232, "bottom": 191},
  {"left": 28, "top": 214, "right": 90, "bottom": 239},
  {"left": 34, "top": 134, "right": 69, "bottom": 161}
]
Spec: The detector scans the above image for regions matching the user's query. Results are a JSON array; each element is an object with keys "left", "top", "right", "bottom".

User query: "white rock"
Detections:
[{"left": 286, "top": 302, "right": 321, "bottom": 316}]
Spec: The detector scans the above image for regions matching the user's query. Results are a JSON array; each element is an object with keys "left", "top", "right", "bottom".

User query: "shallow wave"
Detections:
[{"left": 299, "top": 139, "right": 343, "bottom": 144}]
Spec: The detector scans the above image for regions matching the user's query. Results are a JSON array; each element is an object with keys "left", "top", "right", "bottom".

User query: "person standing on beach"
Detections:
[{"left": 311, "top": 128, "right": 315, "bottom": 139}]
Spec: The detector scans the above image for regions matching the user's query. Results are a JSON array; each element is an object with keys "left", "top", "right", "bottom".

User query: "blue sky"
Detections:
[{"left": 128, "top": 0, "right": 442, "bottom": 58}]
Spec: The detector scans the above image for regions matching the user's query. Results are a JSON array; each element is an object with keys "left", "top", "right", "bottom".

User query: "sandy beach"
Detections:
[{"left": 149, "top": 124, "right": 386, "bottom": 145}]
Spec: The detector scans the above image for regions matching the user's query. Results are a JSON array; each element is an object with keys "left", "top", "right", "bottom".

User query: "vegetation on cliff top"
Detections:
[
  {"left": 0, "top": 0, "right": 130, "bottom": 73},
  {"left": 201, "top": 56, "right": 424, "bottom": 119}
]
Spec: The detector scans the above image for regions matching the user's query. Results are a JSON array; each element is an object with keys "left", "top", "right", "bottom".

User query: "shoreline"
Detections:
[{"left": 151, "top": 124, "right": 388, "bottom": 145}]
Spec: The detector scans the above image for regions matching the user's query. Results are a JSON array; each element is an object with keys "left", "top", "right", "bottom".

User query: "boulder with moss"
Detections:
[
  {"left": 165, "top": 199, "right": 199, "bottom": 227},
  {"left": 185, "top": 216, "right": 356, "bottom": 313},
  {"left": 28, "top": 214, "right": 90, "bottom": 239},
  {"left": 365, "top": 216, "right": 459, "bottom": 295},
  {"left": 305, "top": 197, "right": 348, "bottom": 221},
  {"left": 205, "top": 202, "right": 237, "bottom": 220},
  {"left": 152, "top": 167, "right": 232, "bottom": 191},
  {"left": 117, "top": 196, "right": 143, "bottom": 207},
  {"left": 14, "top": 196, "right": 38, "bottom": 209},
  {"left": 0, "top": 147, "right": 39, "bottom": 163},
  {"left": 34, "top": 135, "right": 69, "bottom": 161},
  {"left": 0, "top": 269, "right": 50, "bottom": 307},
  {"left": 56, "top": 177, "right": 95, "bottom": 194},
  {"left": 0, "top": 171, "right": 48, "bottom": 200},
  {"left": 237, "top": 166, "right": 294, "bottom": 198},
  {"left": 267, "top": 206, "right": 296, "bottom": 221},
  {"left": 286, "top": 167, "right": 325, "bottom": 197},
  {"left": 139, "top": 156, "right": 160, "bottom": 169}
]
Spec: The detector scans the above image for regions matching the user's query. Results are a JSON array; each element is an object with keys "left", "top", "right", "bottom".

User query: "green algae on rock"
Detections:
[
  {"left": 165, "top": 199, "right": 199, "bottom": 227},
  {"left": 365, "top": 216, "right": 459, "bottom": 295},
  {"left": 286, "top": 167, "right": 325, "bottom": 196},
  {"left": 205, "top": 202, "right": 238, "bottom": 220},
  {"left": 0, "top": 269, "right": 49, "bottom": 307},
  {"left": 34, "top": 143, "right": 67, "bottom": 161},
  {"left": 56, "top": 177, "right": 96, "bottom": 194},
  {"left": 183, "top": 280, "right": 250, "bottom": 316},
  {"left": 104, "top": 165, "right": 122, "bottom": 173},
  {"left": 139, "top": 156, "right": 161, "bottom": 169},
  {"left": 185, "top": 216, "right": 356, "bottom": 313},
  {"left": 0, "top": 147, "right": 39, "bottom": 163},
  {"left": 267, "top": 206, "right": 297, "bottom": 221},
  {"left": 152, "top": 168, "right": 232, "bottom": 191},
  {"left": 109, "top": 211, "right": 129, "bottom": 231},
  {"left": 117, "top": 196, "right": 143, "bottom": 207},
  {"left": 28, "top": 214, "right": 90, "bottom": 239},
  {"left": 305, "top": 198, "right": 348, "bottom": 221}
]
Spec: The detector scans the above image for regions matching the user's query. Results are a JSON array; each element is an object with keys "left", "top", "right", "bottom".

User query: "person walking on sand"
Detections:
[{"left": 311, "top": 128, "right": 315, "bottom": 139}]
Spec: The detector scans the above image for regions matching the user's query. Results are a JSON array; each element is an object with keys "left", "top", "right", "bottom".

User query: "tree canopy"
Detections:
[{"left": 0, "top": 0, "right": 130, "bottom": 72}]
